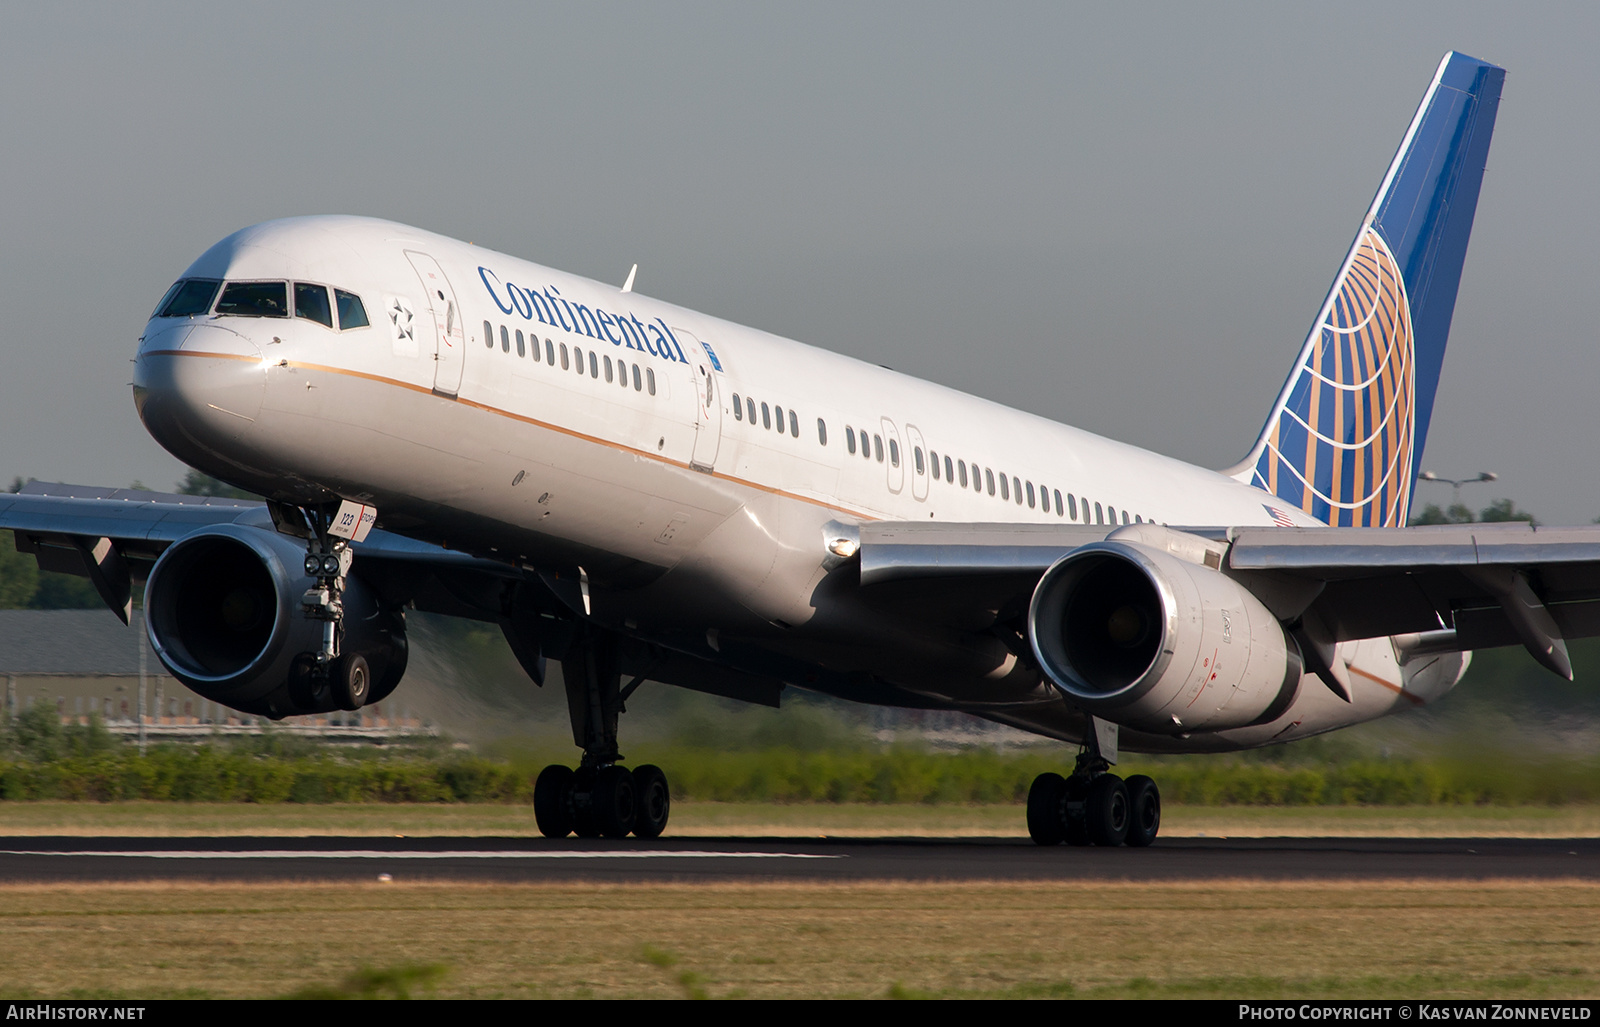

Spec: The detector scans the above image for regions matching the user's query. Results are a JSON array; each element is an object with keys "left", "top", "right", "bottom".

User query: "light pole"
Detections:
[{"left": 1417, "top": 470, "right": 1497, "bottom": 510}]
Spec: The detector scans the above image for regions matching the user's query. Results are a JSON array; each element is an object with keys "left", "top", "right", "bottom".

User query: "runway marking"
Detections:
[{"left": 0, "top": 849, "right": 843, "bottom": 861}]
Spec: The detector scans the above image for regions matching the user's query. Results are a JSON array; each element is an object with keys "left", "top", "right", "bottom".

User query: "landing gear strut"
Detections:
[
  {"left": 1027, "top": 744, "right": 1160, "bottom": 848},
  {"left": 533, "top": 627, "right": 670, "bottom": 840},
  {"left": 275, "top": 499, "right": 376, "bottom": 712}
]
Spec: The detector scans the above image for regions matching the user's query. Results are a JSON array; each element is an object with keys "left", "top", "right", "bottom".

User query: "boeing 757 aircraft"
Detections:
[{"left": 2, "top": 52, "right": 1590, "bottom": 846}]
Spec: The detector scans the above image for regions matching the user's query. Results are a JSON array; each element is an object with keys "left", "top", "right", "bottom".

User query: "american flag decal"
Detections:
[{"left": 1264, "top": 505, "right": 1296, "bottom": 528}]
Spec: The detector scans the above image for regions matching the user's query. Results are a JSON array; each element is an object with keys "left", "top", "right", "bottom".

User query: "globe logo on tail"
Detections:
[{"left": 1251, "top": 226, "right": 1416, "bottom": 527}]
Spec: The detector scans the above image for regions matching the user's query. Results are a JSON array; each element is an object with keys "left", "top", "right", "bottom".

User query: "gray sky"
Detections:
[{"left": 2, "top": 2, "right": 1595, "bottom": 522}]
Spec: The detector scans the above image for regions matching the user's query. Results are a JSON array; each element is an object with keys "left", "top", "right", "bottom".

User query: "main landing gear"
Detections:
[
  {"left": 533, "top": 628, "right": 671, "bottom": 840},
  {"left": 1027, "top": 752, "right": 1161, "bottom": 848}
]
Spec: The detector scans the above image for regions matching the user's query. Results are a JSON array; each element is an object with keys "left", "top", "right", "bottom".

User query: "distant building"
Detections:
[
  {"left": 0, "top": 609, "right": 167, "bottom": 721},
  {"left": 0, "top": 609, "right": 424, "bottom": 740}
]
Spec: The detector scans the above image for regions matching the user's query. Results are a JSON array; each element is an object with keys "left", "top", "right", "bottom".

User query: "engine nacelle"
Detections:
[
  {"left": 1028, "top": 530, "right": 1302, "bottom": 734},
  {"left": 144, "top": 524, "right": 407, "bottom": 718}
]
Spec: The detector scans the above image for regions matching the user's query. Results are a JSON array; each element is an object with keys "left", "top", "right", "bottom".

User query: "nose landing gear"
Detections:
[{"left": 272, "top": 498, "right": 377, "bottom": 712}]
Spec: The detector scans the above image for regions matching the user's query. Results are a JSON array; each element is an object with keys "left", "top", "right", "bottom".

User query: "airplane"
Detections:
[{"left": 3, "top": 50, "right": 1592, "bottom": 848}]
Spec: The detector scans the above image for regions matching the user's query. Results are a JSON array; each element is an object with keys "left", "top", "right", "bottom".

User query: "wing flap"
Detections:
[{"left": 855, "top": 520, "right": 1600, "bottom": 674}]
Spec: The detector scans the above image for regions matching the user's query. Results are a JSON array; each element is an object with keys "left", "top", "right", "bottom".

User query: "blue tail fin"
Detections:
[{"left": 1232, "top": 52, "right": 1504, "bottom": 527}]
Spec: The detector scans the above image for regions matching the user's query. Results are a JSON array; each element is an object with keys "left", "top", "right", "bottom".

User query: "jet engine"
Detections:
[
  {"left": 1027, "top": 530, "right": 1302, "bottom": 734},
  {"left": 143, "top": 524, "right": 407, "bottom": 718}
]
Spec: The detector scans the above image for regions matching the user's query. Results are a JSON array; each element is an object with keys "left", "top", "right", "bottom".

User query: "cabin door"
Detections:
[
  {"left": 881, "top": 417, "right": 905, "bottom": 494},
  {"left": 405, "top": 251, "right": 465, "bottom": 397},
  {"left": 905, "top": 423, "right": 928, "bottom": 501},
  {"left": 675, "top": 327, "right": 723, "bottom": 472}
]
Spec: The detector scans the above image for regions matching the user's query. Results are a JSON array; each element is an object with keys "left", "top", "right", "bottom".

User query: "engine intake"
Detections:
[
  {"left": 1028, "top": 528, "right": 1302, "bottom": 733},
  {"left": 144, "top": 524, "right": 406, "bottom": 718}
]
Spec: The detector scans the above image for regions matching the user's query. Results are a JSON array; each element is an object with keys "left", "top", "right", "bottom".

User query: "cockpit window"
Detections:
[
  {"left": 215, "top": 281, "right": 289, "bottom": 318},
  {"left": 335, "top": 289, "right": 369, "bottom": 329},
  {"left": 155, "top": 279, "right": 221, "bottom": 318},
  {"left": 294, "top": 283, "right": 333, "bottom": 328}
]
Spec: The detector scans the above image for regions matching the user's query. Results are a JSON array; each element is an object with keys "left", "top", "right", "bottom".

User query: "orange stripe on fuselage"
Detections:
[{"left": 144, "top": 349, "right": 878, "bottom": 521}]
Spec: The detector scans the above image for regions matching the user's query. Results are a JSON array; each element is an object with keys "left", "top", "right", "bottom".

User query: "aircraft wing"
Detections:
[
  {"left": 856, "top": 520, "right": 1600, "bottom": 679},
  {"left": 0, "top": 483, "right": 774, "bottom": 702},
  {"left": 0, "top": 483, "right": 533, "bottom": 625}
]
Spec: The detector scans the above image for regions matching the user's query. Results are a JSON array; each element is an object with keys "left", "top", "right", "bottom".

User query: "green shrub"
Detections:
[{"left": 0, "top": 741, "right": 1597, "bottom": 806}]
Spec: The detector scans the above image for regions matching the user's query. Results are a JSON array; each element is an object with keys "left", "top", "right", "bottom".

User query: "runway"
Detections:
[{"left": 0, "top": 835, "right": 1595, "bottom": 883}]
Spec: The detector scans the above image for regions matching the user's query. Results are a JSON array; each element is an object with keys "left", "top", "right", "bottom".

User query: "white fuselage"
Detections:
[{"left": 132, "top": 216, "right": 1464, "bottom": 751}]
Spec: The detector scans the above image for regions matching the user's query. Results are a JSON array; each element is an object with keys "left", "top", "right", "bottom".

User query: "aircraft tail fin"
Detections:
[{"left": 1230, "top": 52, "right": 1504, "bottom": 527}]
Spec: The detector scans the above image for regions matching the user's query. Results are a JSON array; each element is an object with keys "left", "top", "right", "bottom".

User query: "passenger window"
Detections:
[
  {"left": 216, "top": 281, "right": 288, "bottom": 318},
  {"left": 1014, "top": 477, "right": 1023, "bottom": 505},
  {"left": 733, "top": 394, "right": 743, "bottom": 421},
  {"left": 575, "top": 346, "right": 585, "bottom": 373},
  {"left": 1122, "top": 510, "right": 1131, "bottom": 525},
  {"left": 560, "top": 344, "right": 570, "bottom": 370},
  {"left": 930, "top": 450, "right": 939, "bottom": 479},
  {"left": 1067, "top": 493, "right": 1076, "bottom": 519},
  {"left": 761, "top": 403, "right": 771, "bottom": 429},
  {"left": 789, "top": 410, "right": 798, "bottom": 437},
  {"left": 1095, "top": 503, "right": 1104, "bottom": 525},
  {"left": 889, "top": 439, "right": 900, "bottom": 467},
  {"left": 335, "top": 290, "right": 368, "bottom": 329},
  {"left": 632, "top": 364, "right": 642, "bottom": 391},
  {"left": 605, "top": 356, "right": 614, "bottom": 382},
  {"left": 775, "top": 406, "right": 785, "bottom": 434},
  {"left": 501, "top": 325, "right": 510, "bottom": 353},
  {"left": 1056, "top": 490, "right": 1065, "bottom": 518},
  {"left": 874, "top": 435, "right": 884, "bottom": 463},
  {"left": 545, "top": 339, "right": 554, "bottom": 364},
  {"left": 1000, "top": 474, "right": 1009, "bottom": 501},
  {"left": 517, "top": 330, "right": 526, "bottom": 358},
  {"left": 1108, "top": 506, "right": 1117, "bottom": 523},
  {"left": 156, "top": 279, "right": 221, "bottom": 318},
  {"left": 946, "top": 456, "right": 955, "bottom": 483},
  {"left": 985, "top": 469, "right": 995, "bottom": 496},
  {"left": 294, "top": 283, "right": 333, "bottom": 328},
  {"left": 1027, "top": 482, "right": 1035, "bottom": 508},
  {"left": 958, "top": 461, "right": 968, "bottom": 488},
  {"left": 590, "top": 352, "right": 599, "bottom": 378},
  {"left": 647, "top": 368, "right": 656, "bottom": 395},
  {"left": 483, "top": 321, "right": 494, "bottom": 348},
  {"left": 817, "top": 418, "right": 827, "bottom": 446},
  {"left": 846, "top": 426, "right": 856, "bottom": 454}
]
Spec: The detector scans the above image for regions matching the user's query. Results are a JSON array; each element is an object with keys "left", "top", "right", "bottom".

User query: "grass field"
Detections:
[
  {"left": 2, "top": 804, "right": 1595, "bottom": 999},
  {"left": 0, "top": 800, "right": 1597, "bottom": 838},
  {"left": 0, "top": 880, "right": 1594, "bottom": 999}
]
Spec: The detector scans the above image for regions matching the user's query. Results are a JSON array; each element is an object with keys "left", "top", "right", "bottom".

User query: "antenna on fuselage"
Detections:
[{"left": 620, "top": 264, "right": 638, "bottom": 294}]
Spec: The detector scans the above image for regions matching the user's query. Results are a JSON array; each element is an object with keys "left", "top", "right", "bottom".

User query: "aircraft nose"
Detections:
[{"left": 134, "top": 323, "right": 267, "bottom": 461}]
